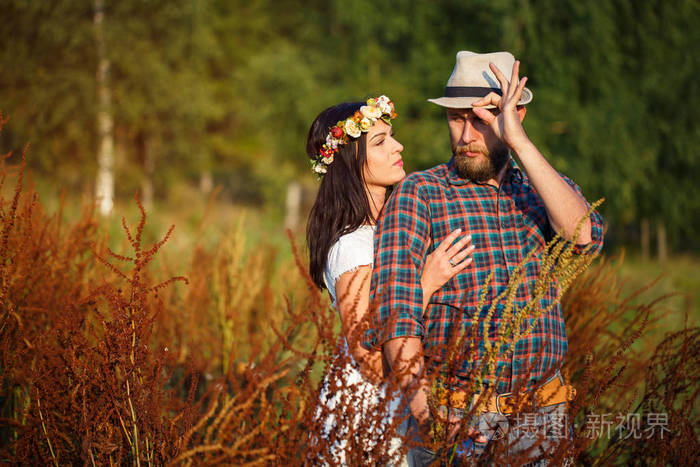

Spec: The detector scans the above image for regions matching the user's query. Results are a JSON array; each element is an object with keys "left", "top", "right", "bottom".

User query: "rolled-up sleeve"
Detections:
[
  {"left": 562, "top": 175, "right": 605, "bottom": 255},
  {"left": 364, "top": 176, "right": 431, "bottom": 348},
  {"left": 582, "top": 207, "right": 604, "bottom": 255}
]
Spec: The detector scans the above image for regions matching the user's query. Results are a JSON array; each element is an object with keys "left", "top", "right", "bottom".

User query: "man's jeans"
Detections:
[{"left": 406, "top": 402, "right": 573, "bottom": 466}]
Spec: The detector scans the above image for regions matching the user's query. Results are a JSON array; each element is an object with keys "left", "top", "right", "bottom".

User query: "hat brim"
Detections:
[{"left": 428, "top": 87, "right": 533, "bottom": 109}]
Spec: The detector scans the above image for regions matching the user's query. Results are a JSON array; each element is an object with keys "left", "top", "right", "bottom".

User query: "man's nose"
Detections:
[{"left": 461, "top": 118, "right": 477, "bottom": 144}]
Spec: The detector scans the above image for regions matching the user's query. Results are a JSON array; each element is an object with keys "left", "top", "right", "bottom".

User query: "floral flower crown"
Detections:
[{"left": 311, "top": 95, "right": 397, "bottom": 177}]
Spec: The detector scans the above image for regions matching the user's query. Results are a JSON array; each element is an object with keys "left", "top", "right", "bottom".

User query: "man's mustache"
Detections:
[{"left": 454, "top": 144, "right": 488, "bottom": 156}]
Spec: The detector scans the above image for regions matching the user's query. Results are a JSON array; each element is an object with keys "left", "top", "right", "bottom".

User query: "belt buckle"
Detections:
[{"left": 495, "top": 392, "right": 511, "bottom": 416}]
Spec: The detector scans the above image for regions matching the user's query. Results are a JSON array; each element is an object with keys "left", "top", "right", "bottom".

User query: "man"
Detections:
[{"left": 367, "top": 51, "right": 604, "bottom": 465}]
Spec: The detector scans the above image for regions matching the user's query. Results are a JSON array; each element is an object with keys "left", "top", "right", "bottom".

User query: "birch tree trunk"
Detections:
[
  {"left": 284, "top": 180, "right": 302, "bottom": 232},
  {"left": 94, "top": 0, "right": 114, "bottom": 216},
  {"left": 199, "top": 170, "right": 213, "bottom": 195}
]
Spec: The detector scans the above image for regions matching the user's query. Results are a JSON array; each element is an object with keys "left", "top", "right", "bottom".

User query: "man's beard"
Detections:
[{"left": 452, "top": 143, "right": 510, "bottom": 182}]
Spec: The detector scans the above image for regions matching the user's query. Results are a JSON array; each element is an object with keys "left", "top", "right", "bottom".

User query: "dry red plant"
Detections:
[{"left": 0, "top": 114, "right": 697, "bottom": 465}]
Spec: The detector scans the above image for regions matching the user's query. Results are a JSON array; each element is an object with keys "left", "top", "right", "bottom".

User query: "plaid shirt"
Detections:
[{"left": 367, "top": 158, "right": 604, "bottom": 393}]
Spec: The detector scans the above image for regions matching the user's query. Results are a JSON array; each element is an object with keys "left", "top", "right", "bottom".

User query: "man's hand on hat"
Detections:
[{"left": 472, "top": 61, "right": 531, "bottom": 151}]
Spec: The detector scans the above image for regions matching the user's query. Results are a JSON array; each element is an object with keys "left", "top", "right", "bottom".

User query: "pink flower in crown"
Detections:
[{"left": 325, "top": 134, "right": 338, "bottom": 149}]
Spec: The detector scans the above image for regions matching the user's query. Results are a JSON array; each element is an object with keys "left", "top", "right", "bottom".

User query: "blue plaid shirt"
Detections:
[{"left": 367, "top": 158, "right": 604, "bottom": 393}]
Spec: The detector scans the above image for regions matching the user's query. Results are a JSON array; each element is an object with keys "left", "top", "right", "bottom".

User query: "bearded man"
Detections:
[{"left": 367, "top": 51, "right": 604, "bottom": 465}]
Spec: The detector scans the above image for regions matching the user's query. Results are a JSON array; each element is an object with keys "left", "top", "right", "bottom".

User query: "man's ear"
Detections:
[{"left": 517, "top": 105, "right": 527, "bottom": 122}]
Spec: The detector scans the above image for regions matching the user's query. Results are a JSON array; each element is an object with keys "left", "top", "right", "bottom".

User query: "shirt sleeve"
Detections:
[
  {"left": 561, "top": 174, "right": 605, "bottom": 255},
  {"left": 364, "top": 176, "right": 431, "bottom": 348}
]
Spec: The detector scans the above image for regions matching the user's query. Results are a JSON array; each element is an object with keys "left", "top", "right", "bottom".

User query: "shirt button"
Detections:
[{"left": 501, "top": 219, "right": 510, "bottom": 229}]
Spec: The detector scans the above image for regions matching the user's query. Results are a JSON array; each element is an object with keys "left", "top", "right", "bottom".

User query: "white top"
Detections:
[{"left": 323, "top": 224, "right": 376, "bottom": 305}]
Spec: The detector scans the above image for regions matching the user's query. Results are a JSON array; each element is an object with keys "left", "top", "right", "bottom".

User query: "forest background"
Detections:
[{"left": 1, "top": 1, "right": 698, "bottom": 315}]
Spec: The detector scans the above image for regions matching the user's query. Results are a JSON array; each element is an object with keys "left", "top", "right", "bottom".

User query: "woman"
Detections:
[{"left": 306, "top": 96, "right": 474, "bottom": 464}]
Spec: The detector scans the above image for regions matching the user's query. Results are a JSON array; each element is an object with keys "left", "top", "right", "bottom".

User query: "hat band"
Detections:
[{"left": 444, "top": 86, "right": 503, "bottom": 98}]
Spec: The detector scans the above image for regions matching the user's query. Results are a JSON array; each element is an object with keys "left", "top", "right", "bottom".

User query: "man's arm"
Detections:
[
  {"left": 384, "top": 337, "right": 430, "bottom": 426},
  {"left": 366, "top": 175, "right": 432, "bottom": 425},
  {"left": 366, "top": 176, "right": 431, "bottom": 349},
  {"left": 472, "top": 60, "right": 595, "bottom": 245},
  {"left": 384, "top": 337, "right": 485, "bottom": 442},
  {"left": 510, "top": 140, "right": 592, "bottom": 244},
  {"left": 368, "top": 177, "right": 483, "bottom": 443}
]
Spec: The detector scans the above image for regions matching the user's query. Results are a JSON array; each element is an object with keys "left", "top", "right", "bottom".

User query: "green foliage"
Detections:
[
  {"left": 0, "top": 0, "right": 698, "bottom": 248},
  {"left": 515, "top": 0, "right": 700, "bottom": 249},
  {"left": 0, "top": 1, "right": 96, "bottom": 182}
]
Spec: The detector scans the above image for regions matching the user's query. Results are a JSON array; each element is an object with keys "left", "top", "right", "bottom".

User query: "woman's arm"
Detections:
[{"left": 335, "top": 265, "right": 383, "bottom": 384}]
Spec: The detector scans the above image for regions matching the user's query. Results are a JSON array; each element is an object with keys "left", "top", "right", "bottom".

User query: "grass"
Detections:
[
  {"left": 14, "top": 168, "right": 699, "bottom": 323},
  {"left": 617, "top": 254, "right": 698, "bottom": 324}
]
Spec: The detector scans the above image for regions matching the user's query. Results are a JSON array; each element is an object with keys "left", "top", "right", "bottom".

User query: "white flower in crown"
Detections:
[
  {"left": 360, "top": 105, "right": 382, "bottom": 120},
  {"left": 314, "top": 162, "right": 327, "bottom": 174},
  {"left": 322, "top": 154, "right": 334, "bottom": 165},
  {"left": 377, "top": 97, "right": 393, "bottom": 115},
  {"left": 344, "top": 119, "right": 361, "bottom": 138},
  {"left": 359, "top": 117, "right": 372, "bottom": 131}
]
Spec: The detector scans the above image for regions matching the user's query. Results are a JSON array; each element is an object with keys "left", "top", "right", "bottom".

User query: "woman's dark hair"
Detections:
[{"left": 306, "top": 102, "right": 376, "bottom": 290}]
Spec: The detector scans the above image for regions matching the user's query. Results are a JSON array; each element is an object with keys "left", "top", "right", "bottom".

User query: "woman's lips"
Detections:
[{"left": 393, "top": 159, "right": 404, "bottom": 167}]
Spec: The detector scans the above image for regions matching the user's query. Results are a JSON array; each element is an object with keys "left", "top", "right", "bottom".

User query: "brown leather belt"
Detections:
[{"left": 436, "top": 372, "right": 577, "bottom": 416}]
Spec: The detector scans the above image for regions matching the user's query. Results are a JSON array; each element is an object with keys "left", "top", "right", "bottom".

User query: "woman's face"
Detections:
[{"left": 363, "top": 120, "right": 405, "bottom": 189}]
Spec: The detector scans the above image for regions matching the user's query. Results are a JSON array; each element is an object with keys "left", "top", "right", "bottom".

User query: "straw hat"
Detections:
[{"left": 428, "top": 51, "right": 533, "bottom": 109}]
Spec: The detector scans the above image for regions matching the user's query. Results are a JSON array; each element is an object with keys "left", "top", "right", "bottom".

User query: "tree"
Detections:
[{"left": 94, "top": 0, "right": 115, "bottom": 216}]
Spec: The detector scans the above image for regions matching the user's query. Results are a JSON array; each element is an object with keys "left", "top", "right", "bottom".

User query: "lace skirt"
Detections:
[{"left": 313, "top": 356, "right": 408, "bottom": 466}]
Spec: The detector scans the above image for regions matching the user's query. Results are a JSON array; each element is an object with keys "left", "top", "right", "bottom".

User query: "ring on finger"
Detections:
[{"left": 448, "top": 258, "right": 456, "bottom": 266}]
